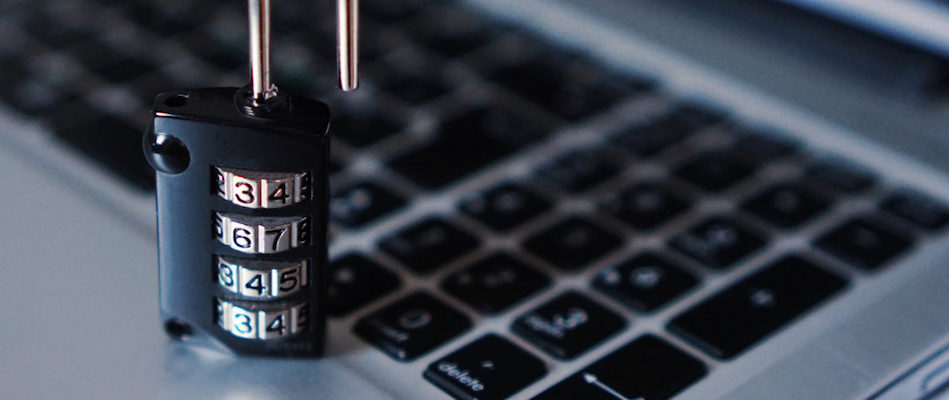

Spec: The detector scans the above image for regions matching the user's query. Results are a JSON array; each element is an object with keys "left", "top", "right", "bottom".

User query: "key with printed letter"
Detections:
[{"left": 143, "top": 0, "right": 359, "bottom": 356}]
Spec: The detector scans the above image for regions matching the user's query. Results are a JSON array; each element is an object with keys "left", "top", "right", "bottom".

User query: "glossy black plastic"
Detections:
[{"left": 144, "top": 87, "right": 330, "bottom": 357}]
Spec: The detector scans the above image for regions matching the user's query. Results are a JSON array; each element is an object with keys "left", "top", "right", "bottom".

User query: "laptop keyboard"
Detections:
[{"left": 4, "top": 0, "right": 949, "bottom": 398}]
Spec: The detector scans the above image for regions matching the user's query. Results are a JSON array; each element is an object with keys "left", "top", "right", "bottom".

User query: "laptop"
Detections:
[{"left": 3, "top": 0, "right": 949, "bottom": 398}]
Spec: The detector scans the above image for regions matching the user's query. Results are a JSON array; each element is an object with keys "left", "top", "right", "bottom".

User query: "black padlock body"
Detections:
[{"left": 145, "top": 87, "right": 330, "bottom": 357}]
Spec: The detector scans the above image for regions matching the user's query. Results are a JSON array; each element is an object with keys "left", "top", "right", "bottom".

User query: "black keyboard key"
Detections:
[
  {"left": 379, "top": 217, "right": 480, "bottom": 274},
  {"left": 674, "top": 149, "right": 759, "bottom": 192},
  {"left": 7, "top": 76, "right": 78, "bottom": 116},
  {"left": 90, "top": 57, "right": 155, "bottom": 82},
  {"left": 358, "top": 28, "right": 392, "bottom": 65},
  {"left": 533, "top": 335, "right": 706, "bottom": 400},
  {"left": 182, "top": 30, "right": 245, "bottom": 71},
  {"left": 381, "top": 74, "right": 452, "bottom": 105},
  {"left": 742, "top": 181, "right": 831, "bottom": 229},
  {"left": 442, "top": 253, "right": 550, "bottom": 314},
  {"left": 609, "top": 118, "right": 692, "bottom": 158},
  {"left": 593, "top": 253, "right": 699, "bottom": 312},
  {"left": 671, "top": 102, "right": 728, "bottom": 128},
  {"left": 512, "top": 291, "right": 625, "bottom": 359},
  {"left": 49, "top": 103, "right": 155, "bottom": 191},
  {"left": 200, "top": 47, "right": 246, "bottom": 72},
  {"left": 270, "top": 2, "right": 319, "bottom": 34},
  {"left": 608, "top": 104, "right": 721, "bottom": 158},
  {"left": 301, "top": 20, "right": 345, "bottom": 61},
  {"left": 331, "top": 108, "right": 404, "bottom": 148},
  {"left": 601, "top": 182, "right": 691, "bottom": 231},
  {"left": 122, "top": 2, "right": 199, "bottom": 36},
  {"left": 491, "top": 55, "right": 650, "bottom": 120},
  {"left": 0, "top": 56, "right": 27, "bottom": 104},
  {"left": 534, "top": 148, "right": 620, "bottom": 194},
  {"left": 425, "top": 334, "right": 546, "bottom": 400},
  {"left": 410, "top": 6, "right": 498, "bottom": 58},
  {"left": 376, "top": 62, "right": 457, "bottom": 107},
  {"left": 362, "top": 0, "right": 434, "bottom": 23},
  {"left": 805, "top": 158, "right": 877, "bottom": 194},
  {"left": 355, "top": 291, "right": 471, "bottom": 361},
  {"left": 815, "top": 215, "right": 914, "bottom": 271},
  {"left": 458, "top": 182, "right": 552, "bottom": 232},
  {"left": 732, "top": 130, "right": 800, "bottom": 163},
  {"left": 22, "top": 13, "right": 93, "bottom": 48},
  {"left": 524, "top": 216, "right": 623, "bottom": 271},
  {"left": 670, "top": 216, "right": 765, "bottom": 270},
  {"left": 881, "top": 189, "right": 949, "bottom": 231},
  {"left": 275, "top": 61, "right": 327, "bottom": 97},
  {"left": 329, "top": 181, "right": 406, "bottom": 228},
  {"left": 390, "top": 107, "right": 549, "bottom": 189},
  {"left": 328, "top": 254, "right": 401, "bottom": 316},
  {"left": 668, "top": 256, "right": 847, "bottom": 359},
  {"left": 66, "top": 40, "right": 125, "bottom": 69}
]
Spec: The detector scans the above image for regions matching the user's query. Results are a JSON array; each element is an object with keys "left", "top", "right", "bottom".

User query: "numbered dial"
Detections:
[
  {"left": 214, "top": 213, "right": 310, "bottom": 254},
  {"left": 216, "top": 256, "right": 308, "bottom": 299},
  {"left": 216, "top": 299, "right": 309, "bottom": 340},
  {"left": 215, "top": 167, "right": 310, "bottom": 209}
]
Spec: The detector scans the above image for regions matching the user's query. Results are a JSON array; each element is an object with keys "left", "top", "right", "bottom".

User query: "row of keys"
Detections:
[
  {"left": 361, "top": 254, "right": 843, "bottom": 397},
  {"left": 361, "top": 210, "right": 750, "bottom": 281},
  {"left": 354, "top": 289, "right": 626, "bottom": 363},
  {"left": 214, "top": 212, "right": 310, "bottom": 254},
  {"left": 353, "top": 251, "right": 854, "bottom": 366},
  {"left": 215, "top": 299, "right": 309, "bottom": 340},
  {"left": 326, "top": 105, "right": 723, "bottom": 231},
  {"left": 378, "top": 217, "right": 479, "bottom": 274},
  {"left": 338, "top": 247, "right": 688, "bottom": 329},
  {"left": 329, "top": 5, "right": 938, "bottom": 397},
  {"left": 215, "top": 166, "right": 310, "bottom": 209},
  {"left": 387, "top": 107, "right": 551, "bottom": 189},
  {"left": 216, "top": 256, "right": 308, "bottom": 299},
  {"left": 326, "top": 103, "right": 725, "bottom": 233},
  {"left": 423, "top": 334, "right": 707, "bottom": 400},
  {"left": 333, "top": 150, "right": 896, "bottom": 245},
  {"left": 340, "top": 186, "right": 943, "bottom": 315},
  {"left": 421, "top": 331, "right": 706, "bottom": 399},
  {"left": 373, "top": 256, "right": 844, "bottom": 398}
]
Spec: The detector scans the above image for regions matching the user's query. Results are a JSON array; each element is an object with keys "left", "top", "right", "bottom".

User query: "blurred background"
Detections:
[
  {"left": 1, "top": 0, "right": 948, "bottom": 195},
  {"left": 3, "top": 0, "right": 949, "bottom": 399}
]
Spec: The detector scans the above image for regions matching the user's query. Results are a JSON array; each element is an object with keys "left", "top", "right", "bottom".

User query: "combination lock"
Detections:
[{"left": 143, "top": 0, "right": 358, "bottom": 357}]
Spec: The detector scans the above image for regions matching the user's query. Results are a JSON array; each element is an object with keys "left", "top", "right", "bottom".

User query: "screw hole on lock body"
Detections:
[{"left": 164, "top": 94, "right": 190, "bottom": 107}]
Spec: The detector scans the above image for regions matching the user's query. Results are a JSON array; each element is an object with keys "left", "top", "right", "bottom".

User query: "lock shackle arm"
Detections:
[
  {"left": 337, "top": 0, "right": 359, "bottom": 92},
  {"left": 247, "top": 0, "right": 359, "bottom": 104},
  {"left": 248, "top": 0, "right": 277, "bottom": 105}
]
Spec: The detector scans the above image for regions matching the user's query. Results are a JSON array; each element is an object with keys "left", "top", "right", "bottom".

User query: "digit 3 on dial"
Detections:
[
  {"left": 216, "top": 299, "right": 309, "bottom": 340},
  {"left": 215, "top": 167, "right": 310, "bottom": 209},
  {"left": 216, "top": 256, "right": 308, "bottom": 299}
]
